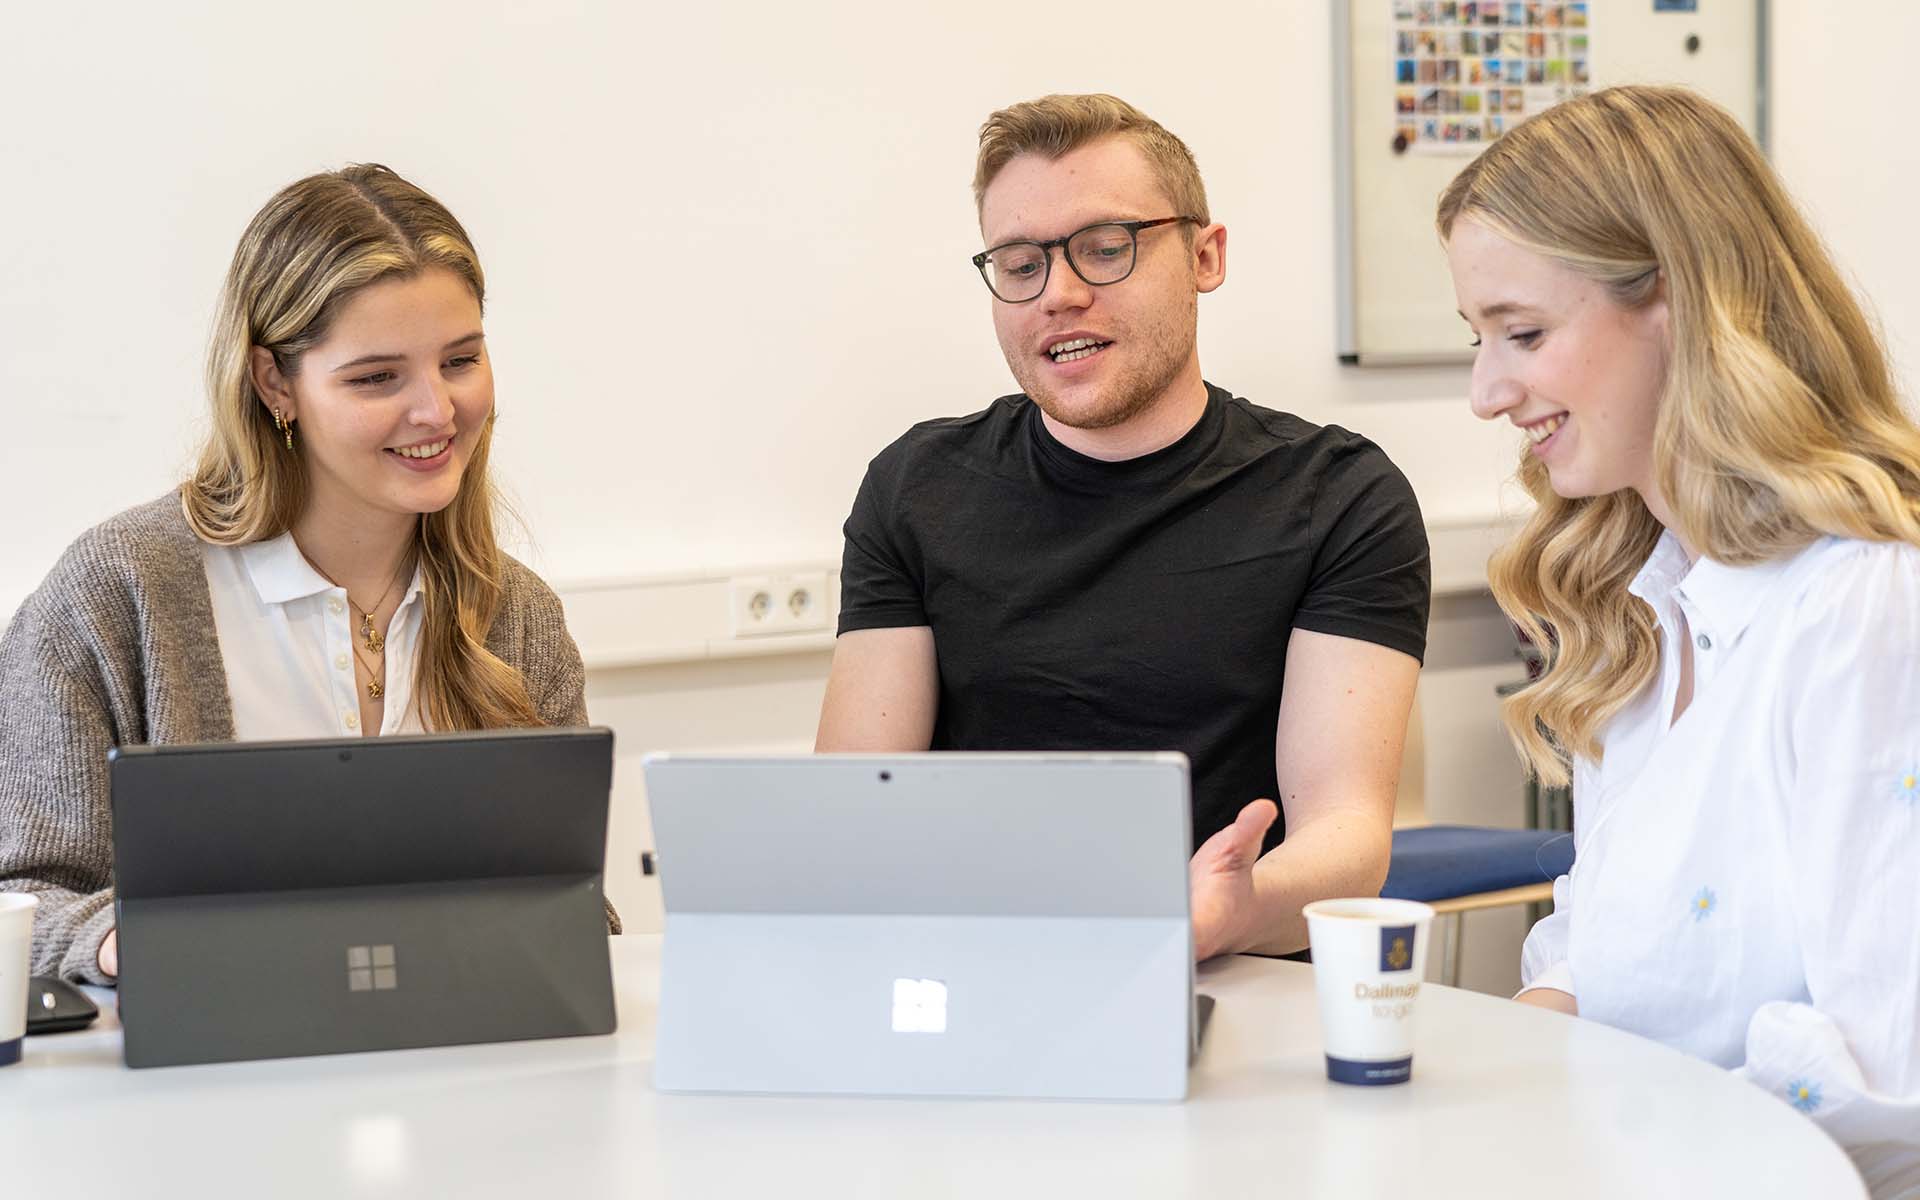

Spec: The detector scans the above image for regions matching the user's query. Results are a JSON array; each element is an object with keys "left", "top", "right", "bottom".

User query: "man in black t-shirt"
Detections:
[{"left": 816, "top": 94, "right": 1431, "bottom": 960}]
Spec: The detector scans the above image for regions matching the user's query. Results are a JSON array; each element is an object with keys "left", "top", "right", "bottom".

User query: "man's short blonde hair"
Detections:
[{"left": 972, "top": 93, "right": 1210, "bottom": 224}]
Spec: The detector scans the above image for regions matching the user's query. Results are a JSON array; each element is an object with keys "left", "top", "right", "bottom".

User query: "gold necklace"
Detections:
[
  {"left": 348, "top": 566, "right": 407, "bottom": 655},
  {"left": 352, "top": 600, "right": 389, "bottom": 655},
  {"left": 350, "top": 640, "right": 387, "bottom": 701},
  {"left": 295, "top": 544, "right": 413, "bottom": 702}
]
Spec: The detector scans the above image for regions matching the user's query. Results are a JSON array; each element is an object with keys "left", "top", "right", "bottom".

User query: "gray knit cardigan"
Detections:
[{"left": 0, "top": 493, "right": 617, "bottom": 984}]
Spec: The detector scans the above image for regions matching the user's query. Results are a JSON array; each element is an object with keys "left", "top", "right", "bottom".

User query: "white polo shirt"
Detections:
[{"left": 202, "top": 534, "right": 426, "bottom": 739}]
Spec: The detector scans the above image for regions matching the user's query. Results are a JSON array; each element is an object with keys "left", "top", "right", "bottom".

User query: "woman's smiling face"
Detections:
[
  {"left": 254, "top": 266, "right": 493, "bottom": 524},
  {"left": 1447, "top": 216, "right": 1670, "bottom": 504}
]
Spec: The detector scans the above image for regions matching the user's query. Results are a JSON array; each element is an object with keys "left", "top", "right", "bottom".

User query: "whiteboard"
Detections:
[{"left": 1335, "top": 0, "right": 1767, "bottom": 365}]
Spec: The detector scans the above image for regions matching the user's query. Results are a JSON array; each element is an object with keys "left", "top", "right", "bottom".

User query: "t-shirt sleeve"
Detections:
[
  {"left": 836, "top": 448, "right": 930, "bottom": 635},
  {"left": 1290, "top": 437, "right": 1431, "bottom": 663}
]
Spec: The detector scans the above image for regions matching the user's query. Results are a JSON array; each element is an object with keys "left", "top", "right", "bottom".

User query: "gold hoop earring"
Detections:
[{"left": 273, "top": 407, "right": 294, "bottom": 452}]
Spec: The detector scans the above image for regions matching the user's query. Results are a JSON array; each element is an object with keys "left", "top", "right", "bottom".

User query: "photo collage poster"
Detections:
[{"left": 1394, "top": 1, "right": 1594, "bottom": 154}]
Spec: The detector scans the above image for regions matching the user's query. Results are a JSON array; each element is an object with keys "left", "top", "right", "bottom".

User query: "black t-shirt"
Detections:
[{"left": 838, "top": 383, "right": 1431, "bottom": 854}]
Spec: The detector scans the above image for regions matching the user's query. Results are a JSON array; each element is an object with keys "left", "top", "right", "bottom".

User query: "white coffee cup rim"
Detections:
[
  {"left": 0, "top": 893, "right": 40, "bottom": 917},
  {"left": 1302, "top": 897, "right": 1436, "bottom": 923}
]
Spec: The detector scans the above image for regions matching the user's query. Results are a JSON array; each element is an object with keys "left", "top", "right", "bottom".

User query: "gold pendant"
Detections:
[
  {"left": 361, "top": 614, "right": 385, "bottom": 654},
  {"left": 367, "top": 679, "right": 384, "bottom": 701}
]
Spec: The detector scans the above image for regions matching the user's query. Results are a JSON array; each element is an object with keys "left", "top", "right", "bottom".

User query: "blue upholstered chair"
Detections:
[
  {"left": 1381, "top": 824, "right": 1574, "bottom": 988},
  {"left": 1378, "top": 687, "right": 1575, "bottom": 989}
]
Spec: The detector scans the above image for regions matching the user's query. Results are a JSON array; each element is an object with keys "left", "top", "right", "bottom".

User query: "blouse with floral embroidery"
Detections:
[{"left": 1521, "top": 532, "right": 1920, "bottom": 1191}]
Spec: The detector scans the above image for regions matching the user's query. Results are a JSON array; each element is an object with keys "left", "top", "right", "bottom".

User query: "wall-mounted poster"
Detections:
[{"left": 1391, "top": 0, "right": 1593, "bottom": 154}]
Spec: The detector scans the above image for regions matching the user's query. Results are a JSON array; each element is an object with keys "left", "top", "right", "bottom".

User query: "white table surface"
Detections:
[{"left": 3, "top": 935, "right": 1863, "bottom": 1199}]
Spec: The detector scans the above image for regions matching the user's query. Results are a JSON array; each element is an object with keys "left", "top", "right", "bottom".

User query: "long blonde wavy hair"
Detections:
[
  {"left": 184, "top": 163, "right": 543, "bottom": 731},
  {"left": 1437, "top": 86, "right": 1920, "bottom": 786}
]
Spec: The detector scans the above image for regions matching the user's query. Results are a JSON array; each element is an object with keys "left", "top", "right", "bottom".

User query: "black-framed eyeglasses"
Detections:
[{"left": 970, "top": 216, "right": 1199, "bottom": 304}]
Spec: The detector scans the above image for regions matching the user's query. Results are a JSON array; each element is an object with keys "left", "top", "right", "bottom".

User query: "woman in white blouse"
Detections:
[
  {"left": 0, "top": 164, "right": 609, "bottom": 985},
  {"left": 1439, "top": 86, "right": 1920, "bottom": 1195}
]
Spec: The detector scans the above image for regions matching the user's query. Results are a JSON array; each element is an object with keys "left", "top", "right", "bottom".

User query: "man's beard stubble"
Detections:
[{"left": 1010, "top": 299, "right": 1198, "bottom": 433}]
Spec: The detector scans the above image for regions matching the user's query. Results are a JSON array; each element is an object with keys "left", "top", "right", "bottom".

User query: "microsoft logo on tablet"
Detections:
[
  {"left": 347, "top": 944, "right": 399, "bottom": 992},
  {"left": 891, "top": 978, "right": 947, "bottom": 1033}
]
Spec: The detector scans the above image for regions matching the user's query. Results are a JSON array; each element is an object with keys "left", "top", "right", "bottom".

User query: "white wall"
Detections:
[
  {"left": 1769, "top": 3, "right": 1920, "bottom": 403},
  {"left": 4, "top": 5, "right": 1912, "bottom": 611},
  {"left": 0, "top": 0, "right": 1528, "bottom": 619}
]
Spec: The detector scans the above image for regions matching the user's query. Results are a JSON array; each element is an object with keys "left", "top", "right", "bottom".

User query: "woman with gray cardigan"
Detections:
[{"left": 0, "top": 163, "right": 613, "bottom": 984}]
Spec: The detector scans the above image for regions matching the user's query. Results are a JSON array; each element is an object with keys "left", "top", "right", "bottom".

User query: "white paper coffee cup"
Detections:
[
  {"left": 0, "top": 894, "right": 38, "bottom": 1067},
  {"left": 1303, "top": 897, "right": 1435, "bottom": 1086}
]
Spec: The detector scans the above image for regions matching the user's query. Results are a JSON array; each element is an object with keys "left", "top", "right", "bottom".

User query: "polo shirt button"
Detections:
[
  {"left": 1696, "top": 633, "right": 1712, "bottom": 650},
  {"left": 335, "top": 654, "right": 350, "bottom": 671},
  {"left": 329, "top": 597, "right": 345, "bottom": 615},
  {"left": 344, "top": 713, "right": 360, "bottom": 730}
]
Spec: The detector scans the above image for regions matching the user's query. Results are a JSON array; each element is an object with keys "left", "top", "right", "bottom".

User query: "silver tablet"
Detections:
[{"left": 645, "top": 751, "right": 1194, "bottom": 1100}]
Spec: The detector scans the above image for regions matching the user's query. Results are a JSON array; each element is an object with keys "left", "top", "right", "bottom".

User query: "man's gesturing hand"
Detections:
[{"left": 1190, "top": 798, "right": 1278, "bottom": 961}]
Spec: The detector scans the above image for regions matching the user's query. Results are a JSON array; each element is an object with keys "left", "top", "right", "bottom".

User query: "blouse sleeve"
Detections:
[
  {"left": 1518, "top": 872, "right": 1575, "bottom": 996},
  {"left": 1737, "top": 545, "right": 1920, "bottom": 1154},
  {"left": 1518, "top": 756, "right": 1596, "bottom": 998}
]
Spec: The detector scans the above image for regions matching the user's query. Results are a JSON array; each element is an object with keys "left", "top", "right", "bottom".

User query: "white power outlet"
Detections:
[{"left": 729, "top": 571, "right": 831, "bottom": 638}]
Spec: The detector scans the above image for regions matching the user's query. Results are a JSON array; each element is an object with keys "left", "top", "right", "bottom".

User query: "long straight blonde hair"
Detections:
[
  {"left": 184, "top": 164, "right": 542, "bottom": 731},
  {"left": 1437, "top": 86, "right": 1920, "bottom": 785}
]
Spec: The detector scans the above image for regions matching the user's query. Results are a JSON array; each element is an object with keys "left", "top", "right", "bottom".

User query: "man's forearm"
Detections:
[{"left": 1235, "top": 811, "right": 1392, "bottom": 957}]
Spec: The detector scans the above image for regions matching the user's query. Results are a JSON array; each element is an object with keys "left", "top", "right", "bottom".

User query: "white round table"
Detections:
[{"left": 2, "top": 935, "right": 1863, "bottom": 1198}]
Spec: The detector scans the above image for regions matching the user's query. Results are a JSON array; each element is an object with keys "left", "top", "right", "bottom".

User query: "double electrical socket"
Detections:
[{"left": 729, "top": 571, "right": 831, "bottom": 638}]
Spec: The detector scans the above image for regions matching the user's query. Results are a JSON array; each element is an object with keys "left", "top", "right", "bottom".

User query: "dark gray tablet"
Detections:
[{"left": 108, "top": 727, "right": 616, "bottom": 1069}]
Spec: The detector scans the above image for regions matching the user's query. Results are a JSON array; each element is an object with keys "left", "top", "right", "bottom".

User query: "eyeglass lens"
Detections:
[{"left": 980, "top": 223, "right": 1139, "bottom": 302}]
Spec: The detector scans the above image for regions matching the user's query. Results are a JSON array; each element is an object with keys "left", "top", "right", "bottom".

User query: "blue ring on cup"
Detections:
[
  {"left": 1326, "top": 1054, "right": 1412, "bottom": 1085},
  {"left": 0, "top": 1037, "right": 21, "bottom": 1066}
]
